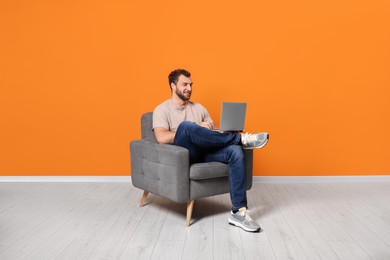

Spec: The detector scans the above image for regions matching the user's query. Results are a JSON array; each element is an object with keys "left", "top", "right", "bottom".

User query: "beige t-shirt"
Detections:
[{"left": 153, "top": 99, "right": 214, "bottom": 131}]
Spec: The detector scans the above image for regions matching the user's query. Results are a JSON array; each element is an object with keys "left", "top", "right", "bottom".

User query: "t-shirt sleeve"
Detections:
[
  {"left": 202, "top": 105, "right": 214, "bottom": 124},
  {"left": 153, "top": 105, "right": 170, "bottom": 130}
]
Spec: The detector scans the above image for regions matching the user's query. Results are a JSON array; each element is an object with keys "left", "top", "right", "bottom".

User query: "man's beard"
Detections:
[{"left": 176, "top": 89, "right": 191, "bottom": 101}]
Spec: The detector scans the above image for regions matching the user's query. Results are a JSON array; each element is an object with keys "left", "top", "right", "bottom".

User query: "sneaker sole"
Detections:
[
  {"left": 228, "top": 218, "right": 262, "bottom": 233},
  {"left": 242, "top": 138, "right": 269, "bottom": 150}
]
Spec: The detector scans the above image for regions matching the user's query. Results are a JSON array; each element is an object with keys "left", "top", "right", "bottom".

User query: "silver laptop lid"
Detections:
[{"left": 219, "top": 102, "right": 247, "bottom": 131}]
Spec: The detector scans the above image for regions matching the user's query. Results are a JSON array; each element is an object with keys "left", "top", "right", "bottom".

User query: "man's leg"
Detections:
[
  {"left": 203, "top": 145, "right": 247, "bottom": 210},
  {"left": 203, "top": 145, "right": 261, "bottom": 232}
]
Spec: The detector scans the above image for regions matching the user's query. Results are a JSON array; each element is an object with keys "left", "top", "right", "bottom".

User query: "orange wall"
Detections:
[{"left": 1, "top": 0, "right": 389, "bottom": 176}]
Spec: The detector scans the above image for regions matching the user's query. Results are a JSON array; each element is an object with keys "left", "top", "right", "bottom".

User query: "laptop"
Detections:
[{"left": 217, "top": 102, "right": 247, "bottom": 132}]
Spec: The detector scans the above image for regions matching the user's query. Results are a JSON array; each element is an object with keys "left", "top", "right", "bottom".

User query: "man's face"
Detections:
[{"left": 172, "top": 75, "right": 193, "bottom": 101}]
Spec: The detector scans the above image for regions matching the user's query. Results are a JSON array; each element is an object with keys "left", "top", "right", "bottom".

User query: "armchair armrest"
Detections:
[{"left": 130, "top": 139, "right": 190, "bottom": 203}]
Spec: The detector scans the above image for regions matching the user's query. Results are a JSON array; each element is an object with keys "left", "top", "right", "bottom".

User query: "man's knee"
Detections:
[
  {"left": 179, "top": 121, "right": 193, "bottom": 128},
  {"left": 177, "top": 121, "right": 196, "bottom": 133}
]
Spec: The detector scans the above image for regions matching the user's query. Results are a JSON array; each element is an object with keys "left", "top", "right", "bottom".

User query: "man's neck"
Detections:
[{"left": 171, "top": 96, "right": 189, "bottom": 108}]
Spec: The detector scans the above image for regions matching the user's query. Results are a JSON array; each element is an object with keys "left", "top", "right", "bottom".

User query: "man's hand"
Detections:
[{"left": 197, "top": 122, "right": 214, "bottom": 130}]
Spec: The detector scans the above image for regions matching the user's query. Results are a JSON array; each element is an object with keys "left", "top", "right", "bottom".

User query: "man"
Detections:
[{"left": 153, "top": 69, "right": 269, "bottom": 232}]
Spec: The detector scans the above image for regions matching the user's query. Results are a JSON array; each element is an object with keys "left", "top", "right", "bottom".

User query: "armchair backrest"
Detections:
[{"left": 141, "top": 112, "right": 158, "bottom": 143}]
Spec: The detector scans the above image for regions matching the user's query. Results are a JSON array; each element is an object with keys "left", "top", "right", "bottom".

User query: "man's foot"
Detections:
[
  {"left": 241, "top": 132, "right": 269, "bottom": 149},
  {"left": 228, "top": 208, "right": 262, "bottom": 232}
]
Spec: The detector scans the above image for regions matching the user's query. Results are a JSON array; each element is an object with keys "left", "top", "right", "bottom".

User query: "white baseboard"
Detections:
[
  {"left": 1, "top": 175, "right": 389, "bottom": 183},
  {"left": 253, "top": 175, "right": 390, "bottom": 183},
  {"left": 0, "top": 176, "right": 131, "bottom": 182}
]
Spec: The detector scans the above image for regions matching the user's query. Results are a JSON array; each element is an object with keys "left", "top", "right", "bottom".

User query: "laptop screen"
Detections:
[{"left": 219, "top": 102, "right": 247, "bottom": 132}]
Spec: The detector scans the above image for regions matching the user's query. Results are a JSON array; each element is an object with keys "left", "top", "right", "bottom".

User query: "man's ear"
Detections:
[{"left": 170, "top": 83, "right": 176, "bottom": 90}]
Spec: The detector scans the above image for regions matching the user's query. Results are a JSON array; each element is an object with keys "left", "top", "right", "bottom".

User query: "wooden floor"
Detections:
[{"left": 1, "top": 182, "right": 390, "bottom": 260}]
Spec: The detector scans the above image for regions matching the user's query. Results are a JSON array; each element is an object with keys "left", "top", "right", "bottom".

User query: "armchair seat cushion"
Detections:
[{"left": 190, "top": 162, "right": 228, "bottom": 180}]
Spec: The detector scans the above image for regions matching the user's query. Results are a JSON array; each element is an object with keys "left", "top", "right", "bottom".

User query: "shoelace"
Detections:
[
  {"left": 238, "top": 209, "right": 254, "bottom": 222},
  {"left": 242, "top": 133, "right": 256, "bottom": 145}
]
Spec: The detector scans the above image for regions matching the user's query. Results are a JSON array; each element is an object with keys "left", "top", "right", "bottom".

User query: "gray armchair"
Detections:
[{"left": 130, "top": 112, "right": 253, "bottom": 226}]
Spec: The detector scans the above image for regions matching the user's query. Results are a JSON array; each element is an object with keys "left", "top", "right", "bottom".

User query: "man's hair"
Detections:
[{"left": 168, "top": 69, "right": 191, "bottom": 89}]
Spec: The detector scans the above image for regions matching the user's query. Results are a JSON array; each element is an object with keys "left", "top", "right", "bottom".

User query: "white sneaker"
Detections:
[
  {"left": 228, "top": 208, "right": 262, "bottom": 232},
  {"left": 241, "top": 132, "right": 269, "bottom": 149}
]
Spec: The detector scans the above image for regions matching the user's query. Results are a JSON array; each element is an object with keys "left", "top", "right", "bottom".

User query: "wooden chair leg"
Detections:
[
  {"left": 186, "top": 200, "right": 195, "bottom": 226},
  {"left": 140, "top": 191, "right": 149, "bottom": 207}
]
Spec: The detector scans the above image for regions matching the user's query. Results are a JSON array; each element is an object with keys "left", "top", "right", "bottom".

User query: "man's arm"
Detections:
[{"left": 154, "top": 127, "right": 176, "bottom": 144}]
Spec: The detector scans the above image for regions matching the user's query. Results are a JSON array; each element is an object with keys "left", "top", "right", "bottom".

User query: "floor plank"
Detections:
[
  {"left": 118, "top": 196, "right": 171, "bottom": 260},
  {"left": 86, "top": 188, "right": 150, "bottom": 260},
  {"left": 251, "top": 184, "right": 307, "bottom": 260},
  {"left": 25, "top": 184, "right": 129, "bottom": 260},
  {"left": 213, "top": 194, "right": 245, "bottom": 260},
  {"left": 182, "top": 197, "right": 214, "bottom": 260}
]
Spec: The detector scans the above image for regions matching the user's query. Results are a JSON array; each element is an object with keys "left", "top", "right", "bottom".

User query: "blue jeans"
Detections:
[{"left": 173, "top": 121, "right": 247, "bottom": 210}]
